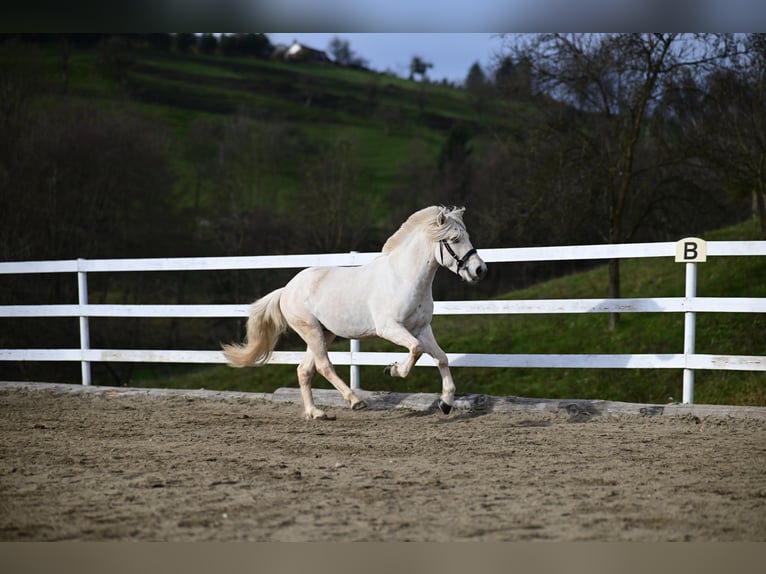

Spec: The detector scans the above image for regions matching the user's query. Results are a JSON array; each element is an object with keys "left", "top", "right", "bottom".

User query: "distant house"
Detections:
[{"left": 272, "top": 40, "right": 331, "bottom": 64}]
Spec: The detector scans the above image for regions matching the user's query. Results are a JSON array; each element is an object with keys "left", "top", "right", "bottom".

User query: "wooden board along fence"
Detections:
[{"left": 1, "top": 238, "right": 765, "bottom": 404}]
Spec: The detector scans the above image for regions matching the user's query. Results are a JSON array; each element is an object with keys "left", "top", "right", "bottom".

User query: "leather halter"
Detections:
[{"left": 439, "top": 239, "right": 478, "bottom": 271}]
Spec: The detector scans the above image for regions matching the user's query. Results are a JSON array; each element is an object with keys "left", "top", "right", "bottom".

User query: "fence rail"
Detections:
[{"left": 2, "top": 238, "right": 765, "bottom": 404}]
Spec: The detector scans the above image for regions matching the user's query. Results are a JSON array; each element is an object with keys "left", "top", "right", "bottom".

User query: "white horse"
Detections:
[{"left": 222, "top": 205, "right": 487, "bottom": 420}]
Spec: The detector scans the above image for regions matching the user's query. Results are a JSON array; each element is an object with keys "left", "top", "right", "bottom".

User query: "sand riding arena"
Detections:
[{"left": 1, "top": 382, "right": 765, "bottom": 541}]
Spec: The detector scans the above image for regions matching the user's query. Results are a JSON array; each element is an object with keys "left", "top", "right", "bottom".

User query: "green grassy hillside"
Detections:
[
  {"left": 135, "top": 219, "right": 765, "bottom": 406},
  {"left": 54, "top": 47, "right": 524, "bottom": 225}
]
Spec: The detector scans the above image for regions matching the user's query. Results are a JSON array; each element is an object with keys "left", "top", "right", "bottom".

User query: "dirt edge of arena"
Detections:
[{"left": 2, "top": 381, "right": 764, "bottom": 421}]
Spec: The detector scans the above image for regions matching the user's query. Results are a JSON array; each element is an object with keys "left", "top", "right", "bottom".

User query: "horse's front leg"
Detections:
[
  {"left": 417, "top": 324, "right": 456, "bottom": 414},
  {"left": 378, "top": 324, "right": 423, "bottom": 379}
]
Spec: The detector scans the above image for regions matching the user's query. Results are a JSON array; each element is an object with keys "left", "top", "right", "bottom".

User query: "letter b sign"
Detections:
[{"left": 675, "top": 237, "right": 707, "bottom": 263}]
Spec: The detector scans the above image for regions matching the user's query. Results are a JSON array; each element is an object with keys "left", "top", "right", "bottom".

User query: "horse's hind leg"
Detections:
[
  {"left": 297, "top": 351, "right": 332, "bottom": 420},
  {"left": 293, "top": 322, "right": 367, "bottom": 415}
]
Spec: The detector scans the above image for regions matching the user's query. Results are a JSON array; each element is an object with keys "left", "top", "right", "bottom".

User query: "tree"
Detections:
[
  {"left": 175, "top": 33, "right": 197, "bottom": 53},
  {"left": 508, "top": 33, "right": 727, "bottom": 329},
  {"left": 390, "top": 139, "right": 439, "bottom": 224},
  {"left": 96, "top": 35, "right": 135, "bottom": 89},
  {"left": 493, "top": 55, "right": 534, "bottom": 100},
  {"left": 464, "top": 61, "right": 493, "bottom": 116},
  {"left": 409, "top": 56, "right": 433, "bottom": 81},
  {"left": 437, "top": 124, "right": 474, "bottom": 204},
  {"left": 465, "top": 62, "right": 486, "bottom": 90},
  {"left": 408, "top": 55, "right": 434, "bottom": 113},
  {"left": 292, "top": 139, "right": 371, "bottom": 253},
  {"left": 198, "top": 33, "right": 218, "bottom": 55},
  {"left": 212, "top": 112, "right": 271, "bottom": 255},
  {"left": 698, "top": 34, "right": 766, "bottom": 238},
  {"left": 218, "top": 34, "right": 272, "bottom": 59},
  {"left": 238, "top": 34, "right": 273, "bottom": 58},
  {"left": 328, "top": 36, "right": 368, "bottom": 68},
  {"left": 144, "top": 33, "right": 171, "bottom": 52}
]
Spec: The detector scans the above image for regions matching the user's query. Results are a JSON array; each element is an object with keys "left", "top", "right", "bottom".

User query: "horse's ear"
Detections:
[
  {"left": 437, "top": 210, "right": 446, "bottom": 226},
  {"left": 446, "top": 206, "right": 466, "bottom": 222}
]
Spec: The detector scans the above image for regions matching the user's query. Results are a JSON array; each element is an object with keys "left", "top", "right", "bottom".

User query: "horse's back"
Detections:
[{"left": 281, "top": 265, "right": 380, "bottom": 338}]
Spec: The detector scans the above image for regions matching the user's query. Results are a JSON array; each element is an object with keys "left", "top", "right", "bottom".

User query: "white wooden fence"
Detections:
[{"left": 1, "top": 238, "right": 765, "bottom": 404}]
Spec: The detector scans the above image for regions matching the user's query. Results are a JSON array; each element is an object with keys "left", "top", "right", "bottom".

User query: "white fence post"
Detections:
[
  {"left": 77, "top": 259, "right": 91, "bottom": 386},
  {"left": 350, "top": 338, "right": 361, "bottom": 390},
  {"left": 682, "top": 262, "right": 697, "bottom": 404},
  {"left": 675, "top": 237, "right": 707, "bottom": 404},
  {"left": 348, "top": 251, "right": 361, "bottom": 390}
]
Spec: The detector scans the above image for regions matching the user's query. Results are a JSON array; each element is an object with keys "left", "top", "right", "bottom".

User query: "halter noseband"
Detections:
[{"left": 439, "top": 239, "right": 478, "bottom": 271}]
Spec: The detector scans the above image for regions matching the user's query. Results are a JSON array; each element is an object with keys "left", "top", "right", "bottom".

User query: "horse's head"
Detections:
[{"left": 434, "top": 207, "right": 487, "bottom": 284}]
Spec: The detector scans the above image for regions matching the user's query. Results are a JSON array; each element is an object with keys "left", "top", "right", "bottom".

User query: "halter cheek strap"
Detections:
[{"left": 440, "top": 240, "right": 478, "bottom": 271}]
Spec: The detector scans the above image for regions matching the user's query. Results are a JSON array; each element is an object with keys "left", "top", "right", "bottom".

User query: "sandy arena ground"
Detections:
[{"left": 1, "top": 384, "right": 765, "bottom": 541}]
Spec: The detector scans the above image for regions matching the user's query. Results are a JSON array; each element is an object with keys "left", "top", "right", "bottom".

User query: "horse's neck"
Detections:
[{"left": 386, "top": 233, "right": 439, "bottom": 294}]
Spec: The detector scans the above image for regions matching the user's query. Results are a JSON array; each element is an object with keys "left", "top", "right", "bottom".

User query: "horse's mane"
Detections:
[{"left": 382, "top": 206, "right": 467, "bottom": 254}]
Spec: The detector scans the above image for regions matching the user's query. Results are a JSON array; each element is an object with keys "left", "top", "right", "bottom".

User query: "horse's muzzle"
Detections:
[{"left": 462, "top": 259, "right": 487, "bottom": 284}]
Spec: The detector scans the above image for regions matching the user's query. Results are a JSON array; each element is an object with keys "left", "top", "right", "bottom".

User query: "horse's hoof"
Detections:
[
  {"left": 384, "top": 364, "right": 394, "bottom": 376},
  {"left": 437, "top": 399, "right": 452, "bottom": 415},
  {"left": 351, "top": 399, "right": 368, "bottom": 411}
]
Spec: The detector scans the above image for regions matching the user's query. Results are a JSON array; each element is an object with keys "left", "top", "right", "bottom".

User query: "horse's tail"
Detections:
[{"left": 221, "top": 288, "right": 288, "bottom": 367}]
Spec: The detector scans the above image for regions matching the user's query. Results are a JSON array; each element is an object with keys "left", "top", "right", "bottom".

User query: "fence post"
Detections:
[
  {"left": 350, "top": 338, "right": 361, "bottom": 390},
  {"left": 348, "top": 250, "right": 361, "bottom": 390},
  {"left": 682, "top": 262, "right": 697, "bottom": 404},
  {"left": 77, "top": 259, "right": 91, "bottom": 386},
  {"left": 675, "top": 237, "right": 707, "bottom": 404}
]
